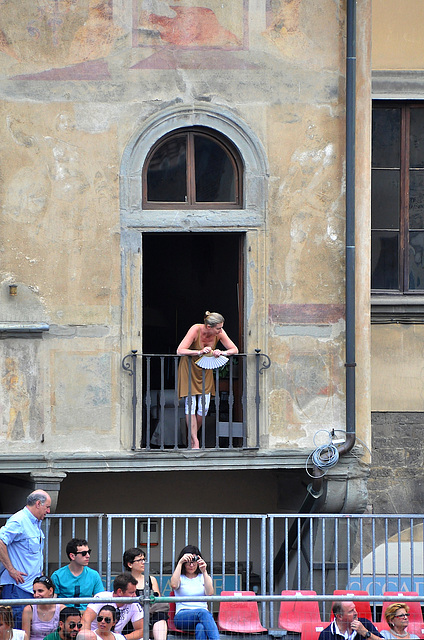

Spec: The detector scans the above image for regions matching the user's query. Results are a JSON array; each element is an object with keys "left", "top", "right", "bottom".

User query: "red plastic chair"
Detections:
[
  {"left": 331, "top": 591, "right": 373, "bottom": 621},
  {"left": 167, "top": 591, "right": 184, "bottom": 634},
  {"left": 382, "top": 593, "right": 423, "bottom": 624},
  {"left": 217, "top": 591, "right": 267, "bottom": 633},
  {"left": 278, "top": 591, "right": 322, "bottom": 633},
  {"left": 301, "top": 622, "right": 327, "bottom": 640}
]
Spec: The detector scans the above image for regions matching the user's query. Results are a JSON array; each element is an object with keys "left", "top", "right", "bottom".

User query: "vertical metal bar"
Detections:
[
  {"left": 98, "top": 515, "right": 103, "bottom": 579},
  {"left": 133, "top": 518, "right": 138, "bottom": 547},
  {"left": 106, "top": 516, "right": 112, "bottom": 590},
  {"left": 58, "top": 518, "right": 63, "bottom": 568},
  {"left": 269, "top": 516, "right": 274, "bottom": 627},
  {"left": 71, "top": 517, "right": 76, "bottom": 539},
  {"left": 172, "top": 518, "right": 176, "bottom": 571},
  {"left": 201, "top": 371, "right": 206, "bottom": 449},
  {"left": 144, "top": 517, "right": 151, "bottom": 640},
  {"left": 222, "top": 518, "right": 226, "bottom": 590},
  {"left": 255, "top": 349, "right": 261, "bottom": 447},
  {"left": 384, "top": 518, "right": 389, "bottom": 598},
  {"left": 410, "top": 517, "right": 414, "bottom": 590},
  {"left": 246, "top": 518, "right": 251, "bottom": 590},
  {"left": 174, "top": 357, "right": 179, "bottom": 449},
  {"left": 372, "top": 518, "right": 376, "bottom": 595},
  {"left": 185, "top": 517, "right": 189, "bottom": 547},
  {"left": 346, "top": 517, "right": 351, "bottom": 590},
  {"left": 44, "top": 518, "right": 50, "bottom": 575},
  {"left": 228, "top": 357, "right": 234, "bottom": 448},
  {"left": 242, "top": 354, "right": 247, "bottom": 448},
  {"left": 131, "top": 351, "right": 138, "bottom": 451},
  {"left": 146, "top": 356, "right": 151, "bottom": 450},
  {"left": 210, "top": 517, "right": 214, "bottom": 588},
  {"left": 198, "top": 517, "right": 202, "bottom": 551},
  {"left": 260, "top": 516, "right": 267, "bottom": 623},
  {"left": 234, "top": 518, "right": 239, "bottom": 589},
  {"left": 321, "top": 519, "right": 326, "bottom": 613},
  {"left": 397, "top": 518, "right": 401, "bottom": 589},
  {"left": 297, "top": 517, "right": 301, "bottom": 589},
  {"left": 334, "top": 518, "right": 339, "bottom": 590},
  {"left": 159, "top": 357, "right": 165, "bottom": 449},
  {"left": 284, "top": 517, "right": 289, "bottom": 591},
  {"left": 122, "top": 517, "right": 126, "bottom": 560},
  {"left": 309, "top": 517, "right": 314, "bottom": 593}
]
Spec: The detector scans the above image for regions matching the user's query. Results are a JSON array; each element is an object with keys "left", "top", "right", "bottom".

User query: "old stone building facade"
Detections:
[{"left": 0, "top": 0, "right": 373, "bottom": 520}]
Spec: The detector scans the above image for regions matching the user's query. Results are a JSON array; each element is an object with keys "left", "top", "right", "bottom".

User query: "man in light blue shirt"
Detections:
[{"left": 0, "top": 489, "right": 51, "bottom": 628}]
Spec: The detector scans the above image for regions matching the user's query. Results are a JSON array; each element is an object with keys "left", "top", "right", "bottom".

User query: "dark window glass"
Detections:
[
  {"left": 144, "top": 128, "right": 241, "bottom": 208},
  {"left": 194, "top": 136, "right": 236, "bottom": 202},
  {"left": 371, "top": 231, "right": 399, "bottom": 289},
  {"left": 409, "top": 170, "right": 424, "bottom": 228},
  {"left": 371, "top": 169, "right": 400, "bottom": 229},
  {"left": 372, "top": 102, "right": 424, "bottom": 293},
  {"left": 372, "top": 108, "right": 400, "bottom": 168},
  {"left": 410, "top": 108, "right": 424, "bottom": 168},
  {"left": 147, "top": 136, "right": 187, "bottom": 202},
  {"left": 409, "top": 231, "right": 424, "bottom": 290}
]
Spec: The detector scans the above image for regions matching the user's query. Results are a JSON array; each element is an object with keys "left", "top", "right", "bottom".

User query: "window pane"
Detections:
[
  {"left": 371, "top": 169, "right": 400, "bottom": 229},
  {"left": 371, "top": 231, "right": 399, "bottom": 289},
  {"left": 409, "top": 231, "right": 424, "bottom": 289},
  {"left": 410, "top": 108, "right": 424, "bottom": 168},
  {"left": 194, "top": 135, "right": 236, "bottom": 202},
  {"left": 147, "top": 136, "right": 187, "bottom": 202},
  {"left": 372, "top": 108, "right": 400, "bottom": 168},
  {"left": 409, "top": 170, "right": 424, "bottom": 228}
]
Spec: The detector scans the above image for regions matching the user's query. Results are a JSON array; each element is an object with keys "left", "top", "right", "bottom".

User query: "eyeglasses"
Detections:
[
  {"left": 33, "top": 576, "right": 53, "bottom": 588},
  {"left": 97, "top": 616, "right": 112, "bottom": 624},
  {"left": 75, "top": 549, "right": 91, "bottom": 556},
  {"left": 394, "top": 614, "right": 410, "bottom": 618},
  {"left": 68, "top": 623, "right": 83, "bottom": 629},
  {"left": 132, "top": 558, "right": 145, "bottom": 563}
]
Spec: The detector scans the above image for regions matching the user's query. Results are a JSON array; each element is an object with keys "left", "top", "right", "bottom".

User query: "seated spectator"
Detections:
[
  {"left": 170, "top": 545, "right": 219, "bottom": 640},
  {"left": 318, "top": 602, "right": 382, "bottom": 640},
  {"left": 42, "top": 607, "right": 82, "bottom": 640},
  {"left": 0, "top": 605, "right": 26, "bottom": 640},
  {"left": 22, "top": 576, "right": 64, "bottom": 640},
  {"left": 123, "top": 548, "right": 167, "bottom": 640},
  {"left": 51, "top": 539, "right": 104, "bottom": 610},
  {"left": 94, "top": 606, "right": 125, "bottom": 640},
  {"left": 380, "top": 604, "right": 419, "bottom": 639},
  {"left": 82, "top": 573, "right": 143, "bottom": 640}
]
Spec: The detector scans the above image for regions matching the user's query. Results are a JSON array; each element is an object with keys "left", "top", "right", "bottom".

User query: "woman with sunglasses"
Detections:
[
  {"left": 94, "top": 606, "right": 125, "bottom": 640},
  {"left": 170, "top": 545, "right": 219, "bottom": 640},
  {"left": 22, "top": 577, "right": 64, "bottom": 640},
  {"left": 381, "top": 604, "right": 419, "bottom": 639},
  {"left": 123, "top": 548, "right": 167, "bottom": 640},
  {"left": 0, "top": 605, "right": 26, "bottom": 640}
]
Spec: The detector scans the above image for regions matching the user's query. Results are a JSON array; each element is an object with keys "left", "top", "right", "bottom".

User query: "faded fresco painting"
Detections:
[{"left": 133, "top": 0, "right": 246, "bottom": 49}]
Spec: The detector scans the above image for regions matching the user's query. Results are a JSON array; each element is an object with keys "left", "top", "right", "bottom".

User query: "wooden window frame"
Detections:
[
  {"left": 372, "top": 100, "right": 424, "bottom": 296},
  {"left": 142, "top": 127, "right": 243, "bottom": 210}
]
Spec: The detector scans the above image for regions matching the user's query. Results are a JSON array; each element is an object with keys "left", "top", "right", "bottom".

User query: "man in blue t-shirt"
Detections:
[{"left": 51, "top": 538, "right": 104, "bottom": 610}]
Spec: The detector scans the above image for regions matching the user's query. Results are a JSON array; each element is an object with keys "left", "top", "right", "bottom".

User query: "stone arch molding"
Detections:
[{"left": 120, "top": 103, "right": 268, "bottom": 230}]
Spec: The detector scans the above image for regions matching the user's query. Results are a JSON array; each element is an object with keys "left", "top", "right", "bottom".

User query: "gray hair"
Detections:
[
  {"left": 27, "top": 491, "right": 49, "bottom": 507},
  {"left": 204, "top": 311, "right": 224, "bottom": 327}
]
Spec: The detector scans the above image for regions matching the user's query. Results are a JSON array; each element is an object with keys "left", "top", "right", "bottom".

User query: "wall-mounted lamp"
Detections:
[{"left": 9, "top": 284, "right": 17, "bottom": 296}]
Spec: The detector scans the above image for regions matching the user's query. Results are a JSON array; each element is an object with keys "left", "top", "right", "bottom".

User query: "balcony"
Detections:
[{"left": 122, "top": 350, "right": 271, "bottom": 451}]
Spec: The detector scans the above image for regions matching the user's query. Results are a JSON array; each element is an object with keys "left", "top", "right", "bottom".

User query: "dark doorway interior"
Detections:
[{"left": 142, "top": 232, "right": 243, "bottom": 389}]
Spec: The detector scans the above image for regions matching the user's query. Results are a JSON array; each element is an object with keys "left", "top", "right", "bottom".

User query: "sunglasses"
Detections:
[
  {"left": 33, "top": 576, "right": 54, "bottom": 588},
  {"left": 68, "top": 623, "right": 83, "bottom": 630},
  {"left": 97, "top": 616, "right": 113, "bottom": 624},
  {"left": 75, "top": 549, "right": 91, "bottom": 556}
]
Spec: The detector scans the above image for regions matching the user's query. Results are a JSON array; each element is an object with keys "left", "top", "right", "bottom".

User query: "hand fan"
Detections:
[{"left": 195, "top": 354, "right": 229, "bottom": 369}]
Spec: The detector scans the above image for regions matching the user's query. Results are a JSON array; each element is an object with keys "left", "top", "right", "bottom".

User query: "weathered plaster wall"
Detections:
[
  {"left": 0, "top": 0, "right": 371, "bottom": 462},
  {"left": 372, "top": 0, "right": 424, "bottom": 70}
]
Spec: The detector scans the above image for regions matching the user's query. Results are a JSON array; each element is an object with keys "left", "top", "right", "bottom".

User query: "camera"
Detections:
[{"left": 192, "top": 555, "right": 200, "bottom": 562}]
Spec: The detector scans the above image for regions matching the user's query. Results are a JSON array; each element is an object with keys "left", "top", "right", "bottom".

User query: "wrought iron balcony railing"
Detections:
[{"left": 122, "top": 350, "right": 271, "bottom": 451}]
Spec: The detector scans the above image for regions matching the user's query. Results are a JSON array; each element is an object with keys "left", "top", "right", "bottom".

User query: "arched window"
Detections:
[{"left": 142, "top": 127, "right": 243, "bottom": 209}]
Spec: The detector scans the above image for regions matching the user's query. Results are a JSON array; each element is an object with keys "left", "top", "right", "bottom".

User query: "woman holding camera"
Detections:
[{"left": 170, "top": 545, "right": 219, "bottom": 640}]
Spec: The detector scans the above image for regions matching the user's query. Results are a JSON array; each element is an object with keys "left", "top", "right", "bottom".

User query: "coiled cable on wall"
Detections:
[{"left": 306, "top": 429, "right": 340, "bottom": 478}]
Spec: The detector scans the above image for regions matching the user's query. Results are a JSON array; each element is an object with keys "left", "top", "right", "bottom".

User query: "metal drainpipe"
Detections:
[{"left": 338, "top": 0, "right": 357, "bottom": 457}]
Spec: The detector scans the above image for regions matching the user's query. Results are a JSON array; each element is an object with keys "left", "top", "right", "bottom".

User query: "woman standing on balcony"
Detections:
[
  {"left": 177, "top": 311, "right": 238, "bottom": 449},
  {"left": 170, "top": 545, "right": 219, "bottom": 640},
  {"left": 381, "top": 604, "right": 419, "bottom": 639}
]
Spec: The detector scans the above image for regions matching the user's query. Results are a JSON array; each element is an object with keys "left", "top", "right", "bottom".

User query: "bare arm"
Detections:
[
  {"left": 198, "top": 558, "right": 214, "bottom": 596},
  {"left": 125, "top": 617, "right": 143, "bottom": 640},
  {"left": 150, "top": 575, "right": 160, "bottom": 596},
  {"left": 170, "top": 557, "right": 185, "bottom": 590},
  {"left": 21, "top": 605, "right": 33, "bottom": 639},
  {"left": 213, "top": 329, "right": 238, "bottom": 357},
  {"left": 0, "top": 540, "right": 26, "bottom": 584},
  {"left": 81, "top": 606, "right": 96, "bottom": 630},
  {"left": 177, "top": 325, "right": 204, "bottom": 356}
]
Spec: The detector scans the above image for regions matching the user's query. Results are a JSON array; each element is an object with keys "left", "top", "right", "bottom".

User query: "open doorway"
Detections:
[
  {"left": 142, "top": 232, "right": 243, "bottom": 362},
  {"left": 142, "top": 232, "right": 244, "bottom": 446}
]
